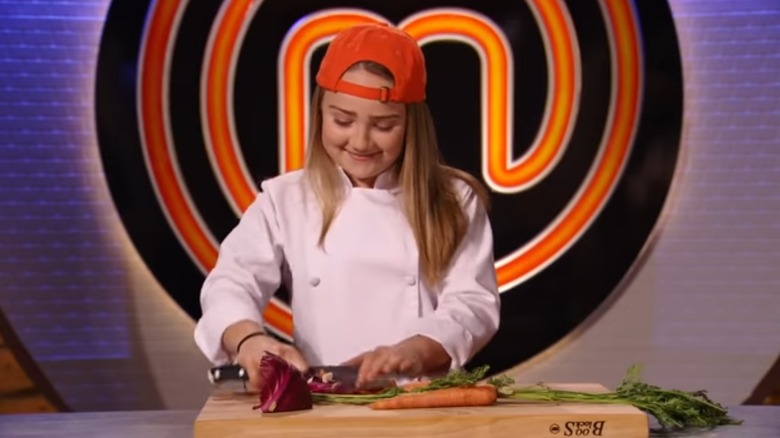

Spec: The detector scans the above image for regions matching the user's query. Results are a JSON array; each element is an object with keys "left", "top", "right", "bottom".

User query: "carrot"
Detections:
[{"left": 368, "top": 385, "right": 498, "bottom": 410}]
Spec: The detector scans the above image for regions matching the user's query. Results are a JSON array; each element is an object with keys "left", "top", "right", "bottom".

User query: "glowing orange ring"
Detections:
[
  {"left": 496, "top": 0, "right": 642, "bottom": 288},
  {"left": 140, "top": 0, "right": 292, "bottom": 336}
]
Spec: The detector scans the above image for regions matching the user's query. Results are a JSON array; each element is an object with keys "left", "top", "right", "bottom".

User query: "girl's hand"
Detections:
[
  {"left": 233, "top": 334, "right": 309, "bottom": 392},
  {"left": 223, "top": 321, "right": 309, "bottom": 392},
  {"left": 344, "top": 335, "right": 451, "bottom": 388}
]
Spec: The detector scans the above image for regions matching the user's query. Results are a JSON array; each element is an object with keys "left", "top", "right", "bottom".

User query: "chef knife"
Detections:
[
  {"left": 208, "top": 364, "right": 353, "bottom": 383},
  {"left": 208, "top": 364, "right": 396, "bottom": 390}
]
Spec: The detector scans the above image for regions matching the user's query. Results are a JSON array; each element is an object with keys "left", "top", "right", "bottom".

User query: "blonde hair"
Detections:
[{"left": 304, "top": 62, "right": 490, "bottom": 287}]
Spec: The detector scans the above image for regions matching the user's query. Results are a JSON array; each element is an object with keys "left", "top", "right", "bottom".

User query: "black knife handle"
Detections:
[{"left": 208, "top": 364, "right": 247, "bottom": 384}]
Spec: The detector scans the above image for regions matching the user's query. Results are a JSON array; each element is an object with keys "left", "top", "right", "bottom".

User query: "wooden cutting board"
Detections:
[{"left": 194, "top": 383, "right": 649, "bottom": 437}]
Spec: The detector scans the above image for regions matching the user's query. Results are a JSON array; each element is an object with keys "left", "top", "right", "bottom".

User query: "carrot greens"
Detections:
[{"left": 488, "top": 365, "right": 743, "bottom": 432}]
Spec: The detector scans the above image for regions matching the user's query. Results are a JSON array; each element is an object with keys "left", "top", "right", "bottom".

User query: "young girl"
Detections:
[{"left": 194, "top": 22, "right": 500, "bottom": 390}]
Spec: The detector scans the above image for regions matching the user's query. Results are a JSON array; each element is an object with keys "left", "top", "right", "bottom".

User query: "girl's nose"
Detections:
[{"left": 350, "top": 125, "right": 371, "bottom": 151}]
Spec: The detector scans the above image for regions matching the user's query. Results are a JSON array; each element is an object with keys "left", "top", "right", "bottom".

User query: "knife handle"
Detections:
[{"left": 208, "top": 364, "right": 247, "bottom": 384}]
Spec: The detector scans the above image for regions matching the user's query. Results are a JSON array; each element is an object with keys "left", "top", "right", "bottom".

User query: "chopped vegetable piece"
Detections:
[{"left": 400, "top": 380, "right": 431, "bottom": 391}]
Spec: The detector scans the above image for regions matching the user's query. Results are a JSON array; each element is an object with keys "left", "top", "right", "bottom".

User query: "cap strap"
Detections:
[{"left": 331, "top": 80, "right": 392, "bottom": 102}]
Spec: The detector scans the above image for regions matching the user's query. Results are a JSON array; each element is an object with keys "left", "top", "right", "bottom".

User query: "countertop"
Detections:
[{"left": 0, "top": 405, "right": 777, "bottom": 437}]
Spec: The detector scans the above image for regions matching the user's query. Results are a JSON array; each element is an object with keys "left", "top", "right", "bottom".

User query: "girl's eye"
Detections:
[
  {"left": 375, "top": 124, "right": 396, "bottom": 132},
  {"left": 334, "top": 119, "right": 352, "bottom": 127}
]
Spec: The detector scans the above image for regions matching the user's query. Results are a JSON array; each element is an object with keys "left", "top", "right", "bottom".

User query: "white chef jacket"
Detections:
[{"left": 193, "top": 167, "right": 500, "bottom": 370}]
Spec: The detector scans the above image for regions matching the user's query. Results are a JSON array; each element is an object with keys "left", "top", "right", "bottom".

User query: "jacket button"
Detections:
[
  {"left": 310, "top": 277, "right": 320, "bottom": 287},
  {"left": 405, "top": 276, "right": 417, "bottom": 286}
]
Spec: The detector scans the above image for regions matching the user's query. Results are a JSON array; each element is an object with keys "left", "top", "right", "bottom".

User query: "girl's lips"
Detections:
[{"left": 347, "top": 151, "right": 377, "bottom": 161}]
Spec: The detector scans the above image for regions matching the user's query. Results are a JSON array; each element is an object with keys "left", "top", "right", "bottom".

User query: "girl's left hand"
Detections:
[{"left": 343, "top": 335, "right": 451, "bottom": 388}]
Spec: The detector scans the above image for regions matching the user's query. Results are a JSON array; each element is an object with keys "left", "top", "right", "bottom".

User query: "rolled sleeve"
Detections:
[
  {"left": 408, "top": 183, "right": 501, "bottom": 369},
  {"left": 194, "top": 300, "right": 267, "bottom": 365},
  {"left": 193, "top": 186, "right": 285, "bottom": 365}
]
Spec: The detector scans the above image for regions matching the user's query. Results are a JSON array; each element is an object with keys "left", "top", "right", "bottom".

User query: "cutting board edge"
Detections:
[
  {"left": 195, "top": 396, "right": 650, "bottom": 422},
  {"left": 194, "top": 410, "right": 650, "bottom": 438}
]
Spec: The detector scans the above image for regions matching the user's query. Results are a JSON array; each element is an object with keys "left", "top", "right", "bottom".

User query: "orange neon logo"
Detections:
[
  {"left": 139, "top": 1, "right": 642, "bottom": 338},
  {"left": 279, "top": 6, "right": 579, "bottom": 195}
]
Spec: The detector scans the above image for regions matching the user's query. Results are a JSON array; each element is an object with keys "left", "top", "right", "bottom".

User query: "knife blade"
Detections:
[
  {"left": 207, "top": 363, "right": 396, "bottom": 390},
  {"left": 207, "top": 364, "right": 351, "bottom": 384}
]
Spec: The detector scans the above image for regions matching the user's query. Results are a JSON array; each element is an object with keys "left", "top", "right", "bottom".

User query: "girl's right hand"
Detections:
[{"left": 234, "top": 334, "right": 309, "bottom": 392}]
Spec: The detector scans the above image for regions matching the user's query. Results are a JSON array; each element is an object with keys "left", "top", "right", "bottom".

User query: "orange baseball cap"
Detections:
[{"left": 315, "top": 22, "right": 426, "bottom": 103}]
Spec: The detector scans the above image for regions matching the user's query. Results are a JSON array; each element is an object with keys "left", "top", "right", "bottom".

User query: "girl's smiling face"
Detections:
[{"left": 320, "top": 67, "right": 407, "bottom": 188}]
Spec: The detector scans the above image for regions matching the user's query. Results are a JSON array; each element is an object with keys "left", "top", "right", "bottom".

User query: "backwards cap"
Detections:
[{"left": 315, "top": 22, "right": 426, "bottom": 103}]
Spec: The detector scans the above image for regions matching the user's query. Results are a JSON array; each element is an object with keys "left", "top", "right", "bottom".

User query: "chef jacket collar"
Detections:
[{"left": 336, "top": 166, "right": 401, "bottom": 194}]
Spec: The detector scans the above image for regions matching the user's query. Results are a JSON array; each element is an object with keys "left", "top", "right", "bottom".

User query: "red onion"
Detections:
[{"left": 253, "top": 352, "right": 313, "bottom": 413}]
